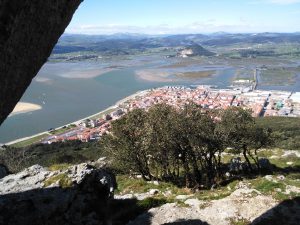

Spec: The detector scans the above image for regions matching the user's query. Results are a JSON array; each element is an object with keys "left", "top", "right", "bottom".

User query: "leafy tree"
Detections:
[
  {"left": 145, "top": 104, "right": 178, "bottom": 181},
  {"left": 103, "top": 104, "right": 273, "bottom": 188},
  {"left": 217, "top": 107, "right": 272, "bottom": 172},
  {"left": 102, "top": 108, "right": 152, "bottom": 180}
]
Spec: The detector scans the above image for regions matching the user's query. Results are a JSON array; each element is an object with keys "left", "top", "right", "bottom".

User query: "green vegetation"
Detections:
[
  {"left": 256, "top": 117, "right": 300, "bottom": 150},
  {"left": 0, "top": 140, "right": 103, "bottom": 173},
  {"left": 137, "top": 197, "right": 169, "bottom": 209},
  {"left": 116, "top": 175, "right": 190, "bottom": 196},
  {"left": 49, "top": 127, "right": 73, "bottom": 135},
  {"left": 229, "top": 218, "right": 251, "bottom": 225},
  {"left": 249, "top": 176, "right": 300, "bottom": 201},
  {"left": 11, "top": 133, "right": 49, "bottom": 148},
  {"left": 252, "top": 179, "right": 285, "bottom": 194},
  {"left": 44, "top": 173, "right": 73, "bottom": 188},
  {"left": 260, "top": 67, "right": 296, "bottom": 86},
  {"left": 48, "top": 163, "right": 71, "bottom": 171},
  {"left": 102, "top": 104, "right": 272, "bottom": 188}
]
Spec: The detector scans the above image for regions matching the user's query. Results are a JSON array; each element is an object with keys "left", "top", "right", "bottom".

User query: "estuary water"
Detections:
[{"left": 0, "top": 58, "right": 298, "bottom": 143}]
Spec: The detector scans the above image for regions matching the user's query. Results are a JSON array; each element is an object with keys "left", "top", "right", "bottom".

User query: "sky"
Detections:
[{"left": 66, "top": 0, "right": 300, "bottom": 35}]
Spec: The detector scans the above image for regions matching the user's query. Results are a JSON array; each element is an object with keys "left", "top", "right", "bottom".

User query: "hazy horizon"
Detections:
[
  {"left": 62, "top": 31, "right": 300, "bottom": 36},
  {"left": 65, "top": 0, "right": 300, "bottom": 35}
]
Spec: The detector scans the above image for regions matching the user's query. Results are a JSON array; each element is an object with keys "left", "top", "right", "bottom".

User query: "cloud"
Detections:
[
  {"left": 269, "top": 0, "right": 300, "bottom": 4},
  {"left": 66, "top": 21, "right": 250, "bottom": 34},
  {"left": 66, "top": 20, "right": 260, "bottom": 35},
  {"left": 66, "top": 17, "right": 300, "bottom": 35},
  {"left": 257, "top": 0, "right": 300, "bottom": 4}
]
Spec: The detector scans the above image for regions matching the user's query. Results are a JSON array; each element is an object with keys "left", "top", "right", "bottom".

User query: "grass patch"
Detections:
[
  {"left": 137, "top": 197, "right": 169, "bottom": 209},
  {"left": 48, "top": 163, "right": 71, "bottom": 171},
  {"left": 10, "top": 133, "right": 49, "bottom": 148},
  {"left": 116, "top": 175, "right": 191, "bottom": 196},
  {"left": 252, "top": 179, "right": 285, "bottom": 194},
  {"left": 229, "top": 218, "right": 251, "bottom": 225},
  {"left": 195, "top": 188, "right": 232, "bottom": 201},
  {"left": 175, "top": 201, "right": 190, "bottom": 208},
  {"left": 260, "top": 67, "right": 296, "bottom": 86},
  {"left": 49, "top": 127, "right": 73, "bottom": 135},
  {"left": 44, "top": 173, "right": 73, "bottom": 188}
]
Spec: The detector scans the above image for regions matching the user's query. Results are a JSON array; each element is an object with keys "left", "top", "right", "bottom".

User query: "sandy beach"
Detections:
[
  {"left": 10, "top": 102, "right": 42, "bottom": 116},
  {"left": 34, "top": 77, "right": 53, "bottom": 83}
]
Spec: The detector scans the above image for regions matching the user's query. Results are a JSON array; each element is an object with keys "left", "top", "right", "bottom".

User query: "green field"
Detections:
[
  {"left": 259, "top": 67, "right": 296, "bottom": 86},
  {"left": 11, "top": 133, "right": 49, "bottom": 148}
]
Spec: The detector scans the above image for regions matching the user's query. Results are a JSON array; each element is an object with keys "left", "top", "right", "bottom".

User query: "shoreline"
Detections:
[
  {"left": 5, "top": 90, "right": 148, "bottom": 146},
  {"left": 6, "top": 83, "right": 298, "bottom": 146}
]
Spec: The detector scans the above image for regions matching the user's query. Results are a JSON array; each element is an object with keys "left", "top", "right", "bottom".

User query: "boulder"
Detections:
[
  {"left": 0, "top": 164, "right": 8, "bottom": 179},
  {"left": 258, "top": 158, "right": 272, "bottom": 171},
  {"left": 0, "top": 163, "right": 116, "bottom": 225},
  {"left": 149, "top": 189, "right": 160, "bottom": 195},
  {"left": 229, "top": 157, "right": 246, "bottom": 173}
]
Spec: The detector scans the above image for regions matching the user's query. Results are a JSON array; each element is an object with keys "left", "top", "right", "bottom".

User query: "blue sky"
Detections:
[{"left": 66, "top": 0, "right": 300, "bottom": 34}]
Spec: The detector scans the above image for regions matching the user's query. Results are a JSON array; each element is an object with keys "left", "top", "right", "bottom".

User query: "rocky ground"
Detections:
[
  {"left": 116, "top": 148, "right": 300, "bottom": 225},
  {"left": 126, "top": 181, "right": 299, "bottom": 225},
  {"left": 0, "top": 149, "right": 299, "bottom": 225},
  {"left": 0, "top": 158, "right": 115, "bottom": 225}
]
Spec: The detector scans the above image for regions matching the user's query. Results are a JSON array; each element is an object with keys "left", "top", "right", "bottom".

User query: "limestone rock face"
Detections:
[
  {"left": 0, "top": 163, "right": 116, "bottom": 225},
  {"left": 0, "top": 0, "right": 82, "bottom": 125},
  {"left": 0, "top": 164, "right": 7, "bottom": 179}
]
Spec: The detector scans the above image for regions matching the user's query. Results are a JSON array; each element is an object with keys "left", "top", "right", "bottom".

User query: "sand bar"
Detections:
[
  {"left": 10, "top": 102, "right": 42, "bottom": 116},
  {"left": 59, "top": 68, "right": 115, "bottom": 79},
  {"left": 135, "top": 69, "right": 174, "bottom": 82}
]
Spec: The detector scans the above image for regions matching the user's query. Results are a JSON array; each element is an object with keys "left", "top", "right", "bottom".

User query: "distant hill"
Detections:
[
  {"left": 201, "top": 32, "right": 300, "bottom": 46},
  {"left": 51, "top": 32, "right": 300, "bottom": 56},
  {"left": 178, "top": 44, "right": 215, "bottom": 57}
]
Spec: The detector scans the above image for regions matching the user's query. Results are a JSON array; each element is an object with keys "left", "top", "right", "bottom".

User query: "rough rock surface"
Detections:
[
  {"left": 0, "top": 0, "right": 82, "bottom": 125},
  {"left": 0, "top": 163, "right": 116, "bottom": 225},
  {"left": 127, "top": 185, "right": 278, "bottom": 225}
]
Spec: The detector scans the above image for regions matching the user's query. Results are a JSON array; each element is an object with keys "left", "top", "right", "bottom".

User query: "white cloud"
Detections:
[
  {"left": 66, "top": 21, "right": 273, "bottom": 35},
  {"left": 269, "top": 0, "right": 300, "bottom": 4},
  {"left": 250, "top": 0, "right": 300, "bottom": 4}
]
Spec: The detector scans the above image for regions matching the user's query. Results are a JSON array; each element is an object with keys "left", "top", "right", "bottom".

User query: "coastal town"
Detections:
[{"left": 41, "top": 85, "right": 300, "bottom": 144}]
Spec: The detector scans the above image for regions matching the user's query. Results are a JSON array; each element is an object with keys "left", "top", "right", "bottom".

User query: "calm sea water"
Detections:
[{"left": 0, "top": 59, "right": 298, "bottom": 143}]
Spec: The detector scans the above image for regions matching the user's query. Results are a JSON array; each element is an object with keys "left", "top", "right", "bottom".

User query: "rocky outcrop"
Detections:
[
  {"left": 0, "top": 164, "right": 7, "bottom": 179},
  {"left": 0, "top": 0, "right": 82, "bottom": 125},
  {"left": 0, "top": 163, "right": 116, "bottom": 225}
]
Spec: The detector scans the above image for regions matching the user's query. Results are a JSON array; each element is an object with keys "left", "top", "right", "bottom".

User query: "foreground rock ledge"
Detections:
[
  {"left": 127, "top": 184, "right": 300, "bottom": 225},
  {"left": 0, "top": 163, "right": 115, "bottom": 225}
]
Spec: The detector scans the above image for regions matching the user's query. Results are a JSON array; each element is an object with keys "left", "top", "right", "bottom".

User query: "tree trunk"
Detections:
[{"left": 243, "top": 147, "right": 253, "bottom": 172}]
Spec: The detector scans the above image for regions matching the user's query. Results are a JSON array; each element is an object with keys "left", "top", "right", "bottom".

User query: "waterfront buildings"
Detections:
[{"left": 42, "top": 86, "right": 300, "bottom": 144}]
